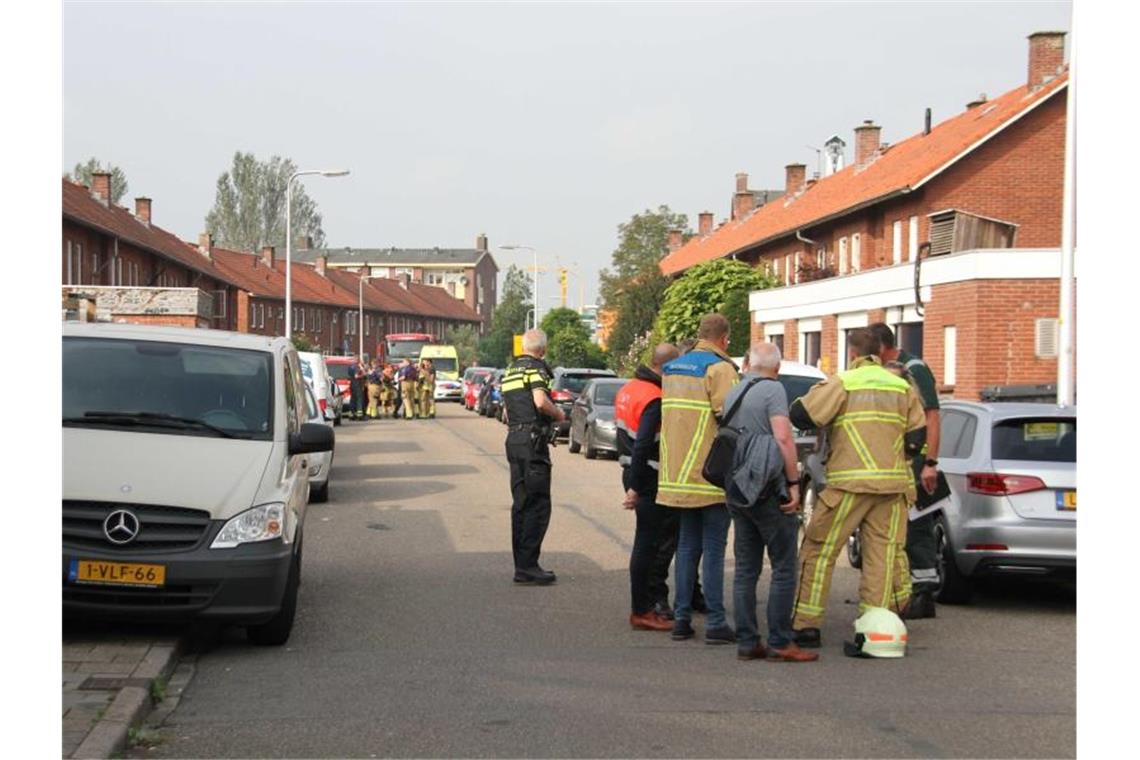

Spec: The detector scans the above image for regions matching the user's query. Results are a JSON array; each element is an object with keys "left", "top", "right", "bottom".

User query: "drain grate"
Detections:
[{"left": 79, "top": 676, "right": 151, "bottom": 690}]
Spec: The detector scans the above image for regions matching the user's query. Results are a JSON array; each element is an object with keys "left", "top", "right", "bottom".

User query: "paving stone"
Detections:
[{"left": 73, "top": 661, "right": 137, "bottom": 675}]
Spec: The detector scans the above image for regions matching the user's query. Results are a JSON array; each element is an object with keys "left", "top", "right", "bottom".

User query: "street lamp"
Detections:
[
  {"left": 499, "top": 244, "right": 539, "bottom": 330},
  {"left": 285, "top": 168, "right": 349, "bottom": 340},
  {"left": 358, "top": 274, "right": 376, "bottom": 362}
]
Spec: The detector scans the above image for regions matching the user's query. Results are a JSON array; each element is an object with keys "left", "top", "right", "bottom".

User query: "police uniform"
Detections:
[
  {"left": 789, "top": 356, "right": 927, "bottom": 633},
  {"left": 501, "top": 353, "right": 557, "bottom": 580}
]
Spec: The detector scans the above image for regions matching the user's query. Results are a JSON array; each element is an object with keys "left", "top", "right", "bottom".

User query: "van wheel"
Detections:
[
  {"left": 568, "top": 425, "right": 581, "bottom": 454},
  {"left": 934, "top": 514, "right": 973, "bottom": 604},
  {"left": 310, "top": 479, "right": 329, "bottom": 504},
  {"left": 847, "top": 527, "right": 863, "bottom": 569},
  {"left": 247, "top": 542, "right": 301, "bottom": 646},
  {"left": 584, "top": 427, "right": 598, "bottom": 459}
]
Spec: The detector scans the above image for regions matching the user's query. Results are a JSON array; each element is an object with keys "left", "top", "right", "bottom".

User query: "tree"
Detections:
[
  {"left": 654, "top": 259, "right": 780, "bottom": 356},
  {"left": 445, "top": 325, "right": 480, "bottom": 370},
  {"left": 540, "top": 307, "right": 588, "bottom": 342},
  {"left": 547, "top": 330, "right": 607, "bottom": 369},
  {"left": 477, "top": 264, "right": 532, "bottom": 367},
  {"left": 204, "top": 152, "right": 327, "bottom": 253},
  {"left": 68, "top": 158, "right": 129, "bottom": 204},
  {"left": 598, "top": 206, "right": 689, "bottom": 360}
]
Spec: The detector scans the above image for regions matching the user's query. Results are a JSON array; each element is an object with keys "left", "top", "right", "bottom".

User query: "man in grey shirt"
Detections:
[{"left": 724, "top": 342, "right": 817, "bottom": 663}]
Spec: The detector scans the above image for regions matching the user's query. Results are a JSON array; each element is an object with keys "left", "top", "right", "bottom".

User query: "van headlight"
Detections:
[{"left": 211, "top": 504, "right": 285, "bottom": 548}]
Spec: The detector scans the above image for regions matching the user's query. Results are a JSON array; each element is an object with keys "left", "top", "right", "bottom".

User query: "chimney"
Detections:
[
  {"left": 785, "top": 163, "right": 806, "bottom": 196},
  {"left": 854, "top": 120, "right": 882, "bottom": 166},
  {"left": 735, "top": 172, "right": 749, "bottom": 193},
  {"left": 698, "top": 211, "right": 713, "bottom": 236},
  {"left": 476, "top": 233, "right": 488, "bottom": 252},
  {"left": 198, "top": 232, "right": 213, "bottom": 259},
  {"left": 295, "top": 236, "right": 312, "bottom": 251},
  {"left": 91, "top": 172, "right": 111, "bottom": 204},
  {"left": 400, "top": 272, "right": 412, "bottom": 290},
  {"left": 924, "top": 107, "right": 932, "bottom": 136},
  {"left": 667, "top": 229, "right": 684, "bottom": 253},
  {"left": 1027, "top": 31, "right": 1066, "bottom": 90},
  {"left": 134, "top": 197, "right": 152, "bottom": 224},
  {"left": 316, "top": 254, "right": 328, "bottom": 276},
  {"left": 261, "top": 245, "right": 275, "bottom": 269},
  {"left": 966, "top": 93, "right": 988, "bottom": 110}
]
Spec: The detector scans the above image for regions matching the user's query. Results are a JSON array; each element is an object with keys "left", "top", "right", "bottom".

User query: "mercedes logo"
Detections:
[{"left": 103, "top": 509, "right": 141, "bottom": 545}]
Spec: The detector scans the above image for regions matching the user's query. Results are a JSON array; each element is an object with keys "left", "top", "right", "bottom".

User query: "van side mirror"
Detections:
[{"left": 290, "top": 422, "right": 334, "bottom": 454}]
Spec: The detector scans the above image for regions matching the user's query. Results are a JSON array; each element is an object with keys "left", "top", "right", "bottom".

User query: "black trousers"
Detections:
[
  {"left": 630, "top": 495, "right": 674, "bottom": 614},
  {"left": 507, "top": 435, "right": 552, "bottom": 570},
  {"left": 906, "top": 510, "right": 940, "bottom": 592}
]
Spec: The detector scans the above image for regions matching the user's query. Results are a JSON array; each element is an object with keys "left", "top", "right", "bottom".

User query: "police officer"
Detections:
[
  {"left": 869, "top": 322, "right": 944, "bottom": 619},
  {"left": 502, "top": 329, "right": 565, "bottom": 585},
  {"left": 788, "top": 328, "right": 927, "bottom": 653}
]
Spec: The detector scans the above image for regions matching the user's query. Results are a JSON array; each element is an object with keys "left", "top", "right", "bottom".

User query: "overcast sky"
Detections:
[{"left": 64, "top": 0, "right": 1071, "bottom": 309}]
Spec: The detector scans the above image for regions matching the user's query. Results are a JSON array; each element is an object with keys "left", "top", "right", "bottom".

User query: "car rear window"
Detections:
[
  {"left": 594, "top": 383, "right": 621, "bottom": 406},
  {"left": 779, "top": 373, "right": 823, "bottom": 405},
  {"left": 991, "top": 418, "right": 1076, "bottom": 463},
  {"left": 557, "top": 373, "right": 613, "bottom": 393}
]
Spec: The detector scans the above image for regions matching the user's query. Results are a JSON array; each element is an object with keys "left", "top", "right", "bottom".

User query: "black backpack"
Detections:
[{"left": 701, "top": 377, "right": 762, "bottom": 489}]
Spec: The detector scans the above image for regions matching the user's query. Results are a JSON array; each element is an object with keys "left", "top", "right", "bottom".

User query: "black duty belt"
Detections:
[{"left": 508, "top": 423, "right": 537, "bottom": 432}]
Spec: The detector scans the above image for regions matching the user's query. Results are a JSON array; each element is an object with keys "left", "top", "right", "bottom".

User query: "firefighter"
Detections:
[
  {"left": 397, "top": 359, "right": 418, "bottom": 420},
  {"left": 366, "top": 360, "right": 383, "bottom": 419},
  {"left": 379, "top": 364, "right": 397, "bottom": 418},
  {"left": 615, "top": 342, "right": 680, "bottom": 631},
  {"left": 418, "top": 359, "right": 437, "bottom": 419},
  {"left": 788, "top": 327, "right": 927, "bottom": 653}
]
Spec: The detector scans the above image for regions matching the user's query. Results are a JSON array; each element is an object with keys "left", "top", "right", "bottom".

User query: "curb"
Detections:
[{"left": 70, "top": 641, "right": 182, "bottom": 760}]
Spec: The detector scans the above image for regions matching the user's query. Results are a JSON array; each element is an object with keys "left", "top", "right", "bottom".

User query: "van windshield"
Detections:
[
  {"left": 62, "top": 337, "right": 274, "bottom": 440},
  {"left": 427, "top": 357, "right": 457, "bottom": 373}
]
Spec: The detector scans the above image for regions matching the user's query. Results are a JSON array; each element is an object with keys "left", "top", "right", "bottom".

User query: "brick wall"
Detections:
[
  {"left": 820, "top": 315, "right": 839, "bottom": 374},
  {"left": 783, "top": 320, "right": 799, "bottom": 362}
]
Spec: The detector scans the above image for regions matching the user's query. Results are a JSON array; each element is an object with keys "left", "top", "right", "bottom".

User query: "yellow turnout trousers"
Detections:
[
  {"left": 793, "top": 488, "right": 912, "bottom": 629},
  {"left": 400, "top": 380, "right": 418, "bottom": 419},
  {"left": 379, "top": 384, "right": 395, "bottom": 417},
  {"left": 367, "top": 383, "right": 381, "bottom": 418},
  {"left": 418, "top": 387, "right": 435, "bottom": 418}
]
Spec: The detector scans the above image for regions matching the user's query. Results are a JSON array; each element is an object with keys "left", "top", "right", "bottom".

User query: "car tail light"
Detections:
[
  {"left": 551, "top": 390, "right": 573, "bottom": 402},
  {"left": 967, "top": 473, "right": 1046, "bottom": 496},
  {"left": 319, "top": 398, "right": 327, "bottom": 413},
  {"left": 966, "top": 543, "right": 1010, "bottom": 551}
]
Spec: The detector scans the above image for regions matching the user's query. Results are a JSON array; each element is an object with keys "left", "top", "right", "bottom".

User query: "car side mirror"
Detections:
[{"left": 290, "top": 422, "right": 334, "bottom": 454}]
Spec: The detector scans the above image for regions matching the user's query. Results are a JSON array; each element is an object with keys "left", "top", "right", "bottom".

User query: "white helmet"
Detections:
[{"left": 843, "top": 607, "right": 908, "bottom": 659}]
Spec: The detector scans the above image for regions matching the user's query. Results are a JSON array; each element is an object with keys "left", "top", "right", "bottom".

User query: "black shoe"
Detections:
[
  {"left": 671, "top": 619, "right": 695, "bottom": 641},
  {"left": 653, "top": 601, "right": 674, "bottom": 621},
  {"left": 795, "top": 628, "right": 822, "bottom": 648},
  {"left": 901, "top": 591, "right": 937, "bottom": 620},
  {"left": 705, "top": 625, "right": 737, "bottom": 646},
  {"left": 513, "top": 566, "right": 556, "bottom": 586}
]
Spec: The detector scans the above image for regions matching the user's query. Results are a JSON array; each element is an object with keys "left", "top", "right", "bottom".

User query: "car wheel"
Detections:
[
  {"left": 333, "top": 410, "right": 341, "bottom": 427},
  {"left": 934, "top": 513, "right": 973, "bottom": 604},
  {"left": 310, "top": 479, "right": 329, "bottom": 504},
  {"left": 246, "top": 540, "right": 301, "bottom": 646},
  {"left": 568, "top": 424, "right": 581, "bottom": 454},
  {"left": 584, "top": 427, "right": 598, "bottom": 459},
  {"left": 847, "top": 526, "right": 863, "bottom": 569},
  {"left": 800, "top": 477, "right": 816, "bottom": 538}
]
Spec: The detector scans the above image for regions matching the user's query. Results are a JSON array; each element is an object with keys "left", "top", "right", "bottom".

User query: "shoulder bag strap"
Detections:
[{"left": 720, "top": 377, "right": 762, "bottom": 426}]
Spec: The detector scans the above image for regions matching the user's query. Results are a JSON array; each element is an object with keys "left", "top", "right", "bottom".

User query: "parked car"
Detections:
[
  {"left": 550, "top": 367, "right": 617, "bottom": 436},
  {"left": 62, "top": 323, "right": 333, "bottom": 646},
  {"left": 567, "top": 378, "right": 625, "bottom": 459},
  {"left": 478, "top": 369, "right": 505, "bottom": 419},
  {"left": 324, "top": 355, "right": 359, "bottom": 412},
  {"left": 463, "top": 367, "right": 495, "bottom": 410},
  {"left": 434, "top": 377, "right": 464, "bottom": 403},
  {"left": 774, "top": 360, "right": 828, "bottom": 528},
  {"left": 301, "top": 385, "right": 334, "bottom": 503},
  {"left": 298, "top": 350, "right": 342, "bottom": 426}
]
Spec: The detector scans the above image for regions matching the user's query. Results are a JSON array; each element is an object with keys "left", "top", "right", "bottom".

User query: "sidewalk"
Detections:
[{"left": 63, "top": 634, "right": 181, "bottom": 759}]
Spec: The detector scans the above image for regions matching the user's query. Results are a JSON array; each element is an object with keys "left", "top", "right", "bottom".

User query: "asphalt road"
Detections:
[{"left": 130, "top": 402, "right": 1075, "bottom": 759}]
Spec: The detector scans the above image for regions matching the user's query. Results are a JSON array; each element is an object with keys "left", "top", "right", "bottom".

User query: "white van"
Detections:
[
  {"left": 298, "top": 350, "right": 342, "bottom": 426},
  {"left": 62, "top": 323, "right": 334, "bottom": 645}
]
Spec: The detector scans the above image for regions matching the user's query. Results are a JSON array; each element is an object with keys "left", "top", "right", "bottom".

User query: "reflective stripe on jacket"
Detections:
[
  {"left": 615, "top": 373, "right": 662, "bottom": 466},
  {"left": 798, "top": 356, "right": 927, "bottom": 498},
  {"left": 657, "top": 341, "right": 739, "bottom": 508}
]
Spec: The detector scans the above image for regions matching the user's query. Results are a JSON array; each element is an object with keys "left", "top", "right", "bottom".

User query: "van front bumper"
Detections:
[{"left": 63, "top": 529, "right": 294, "bottom": 625}]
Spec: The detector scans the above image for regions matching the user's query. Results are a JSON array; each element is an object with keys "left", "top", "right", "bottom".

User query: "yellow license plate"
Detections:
[
  {"left": 1056, "top": 490, "right": 1076, "bottom": 511},
  {"left": 71, "top": 560, "right": 166, "bottom": 588}
]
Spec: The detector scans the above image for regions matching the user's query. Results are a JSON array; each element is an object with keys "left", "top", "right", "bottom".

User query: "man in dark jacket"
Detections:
[{"left": 617, "top": 344, "right": 680, "bottom": 630}]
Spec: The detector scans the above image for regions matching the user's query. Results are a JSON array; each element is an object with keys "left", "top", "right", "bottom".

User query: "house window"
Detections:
[
  {"left": 371, "top": 267, "right": 390, "bottom": 278},
  {"left": 292, "top": 307, "right": 298, "bottom": 328},
  {"left": 793, "top": 252, "right": 801, "bottom": 284},
  {"left": 784, "top": 254, "right": 792, "bottom": 286},
  {"left": 893, "top": 221, "right": 902, "bottom": 265},
  {"left": 213, "top": 290, "right": 227, "bottom": 319},
  {"left": 944, "top": 326, "right": 957, "bottom": 386},
  {"left": 896, "top": 322, "right": 924, "bottom": 358},
  {"left": 801, "top": 332, "right": 821, "bottom": 368},
  {"left": 908, "top": 216, "right": 919, "bottom": 261},
  {"left": 838, "top": 237, "right": 848, "bottom": 274},
  {"left": 851, "top": 233, "right": 861, "bottom": 272}
]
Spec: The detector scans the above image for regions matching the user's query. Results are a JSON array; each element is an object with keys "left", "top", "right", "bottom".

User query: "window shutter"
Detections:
[{"left": 1035, "top": 318, "right": 1059, "bottom": 358}]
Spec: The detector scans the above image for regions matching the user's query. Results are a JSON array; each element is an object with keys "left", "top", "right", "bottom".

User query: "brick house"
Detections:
[
  {"left": 295, "top": 234, "right": 499, "bottom": 328},
  {"left": 658, "top": 31, "right": 1071, "bottom": 401}
]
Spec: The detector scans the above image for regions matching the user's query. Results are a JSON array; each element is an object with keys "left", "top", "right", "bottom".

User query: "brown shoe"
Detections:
[
  {"left": 737, "top": 643, "right": 769, "bottom": 661},
  {"left": 630, "top": 612, "right": 672, "bottom": 631},
  {"left": 767, "top": 642, "right": 820, "bottom": 662}
]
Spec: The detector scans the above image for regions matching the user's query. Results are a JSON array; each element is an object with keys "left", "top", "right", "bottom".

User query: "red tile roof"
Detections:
[
  {"left": 63, "top": 178, "right": 230, "bottom": 282},
  {"left": 658, "top": 75, "right": 1068, "bottom": 276},
  {"left": 207, "top": 246, "right": 287, "bottom": 298}
]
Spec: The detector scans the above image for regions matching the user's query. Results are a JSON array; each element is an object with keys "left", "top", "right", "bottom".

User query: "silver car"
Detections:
[
  {"left": 567, "top": 378, "right": 625, "bottom": 459},
  {"left": 927, "top": 401, "right": 1076, "bottom": 602}
]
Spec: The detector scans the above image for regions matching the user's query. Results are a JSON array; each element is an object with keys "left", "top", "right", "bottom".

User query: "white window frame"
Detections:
[
  {"left": 908, "top": 216, "right": 919, "bottom": 262},
  {"left": 838, "top": 237, "right": 848, "bottom": 275},
  {"left": 851, "top": 233, "right": 861, "bottom": 272},
  {"left": 892, "top": 220, "right": 902, "bottom": 265},
  {"left": 943, "top": 326, "right": 957, "bottom": 385},
  {"left": 793, "top": 252, "right": 801, "bottom": 284},
  {"left": 784, "top": 254, "right": 792, "bottom": 285}
]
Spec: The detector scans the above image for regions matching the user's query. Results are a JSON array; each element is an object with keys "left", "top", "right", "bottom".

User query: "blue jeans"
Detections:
[
  {"left": 729, "top": 497, "right": 800, "bottom": 649},
  {"left": 673, "top": 504, "right": 731, "bottom": 629}
]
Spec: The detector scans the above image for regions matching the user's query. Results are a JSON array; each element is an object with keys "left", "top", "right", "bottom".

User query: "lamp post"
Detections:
[
  {"left": 499, "top": 244, "right": 539, "bottom": 330},
  {"left": 285, "top": 168, "right": 349, "bottom": 339},
  {"left": 358, "top": 274, "right": 375, "bottom": 362}
]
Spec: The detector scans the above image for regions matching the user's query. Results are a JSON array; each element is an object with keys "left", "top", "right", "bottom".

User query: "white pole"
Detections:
[
  {"left": 1057, "top": 23, "right": 1076, "bottom": 407},
  {"left": 532, "top": 248, "right": 539, "bottom": 330},
  {"left": 359, "top": 276, "right": 365, "bottom": 361}
]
